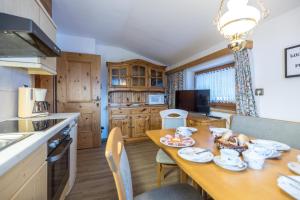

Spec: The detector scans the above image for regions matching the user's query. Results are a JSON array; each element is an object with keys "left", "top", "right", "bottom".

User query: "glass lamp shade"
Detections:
[{"left": 218, "top": 0, "right": 261, "bottom": 36}]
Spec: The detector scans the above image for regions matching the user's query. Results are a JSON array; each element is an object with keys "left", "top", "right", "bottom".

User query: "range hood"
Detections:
[{"left": 0, "top": 13, "right": 61, "bottom": 58}]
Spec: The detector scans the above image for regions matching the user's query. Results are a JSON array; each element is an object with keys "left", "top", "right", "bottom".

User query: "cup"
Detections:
[
  {"left": 243, "top": 150, "right": 265, "bottom": 170},
  {"left": 297, "top": 155, "right": 300, "bottom": 163},
  {"left": 220, "top": 149, "right": 240, "bottom": 166}
]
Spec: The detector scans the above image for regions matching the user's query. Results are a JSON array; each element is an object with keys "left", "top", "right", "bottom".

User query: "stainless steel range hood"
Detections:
[{"left": 0, "top": 13, "right": 61, "bottom": 58}]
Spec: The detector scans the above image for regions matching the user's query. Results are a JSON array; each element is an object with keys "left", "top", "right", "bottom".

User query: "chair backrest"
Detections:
[
  {"left": 230, "top": 115, "right": 300, "bottom": 149},
  {"left": 160, "top": 109, "right": 188, "bottom": 129},
  {"left": 105, "top": 128, "right": 133, "bottom": 200}
]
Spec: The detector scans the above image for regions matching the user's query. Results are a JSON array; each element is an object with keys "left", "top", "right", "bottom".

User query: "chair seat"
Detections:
[
  {"left": 134, "top": 183, "right": 202, "bottom": 200},
  {"left": 156, "top": 149, "right": 176, "bottom": 164}
]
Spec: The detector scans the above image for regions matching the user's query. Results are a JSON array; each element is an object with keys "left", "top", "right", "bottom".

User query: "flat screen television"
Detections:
[{"left": 175, "top": 90, "right": 210, "bottom": 115}]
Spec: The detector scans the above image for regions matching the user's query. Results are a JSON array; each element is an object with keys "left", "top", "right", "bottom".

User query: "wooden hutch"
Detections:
[{"left": 107, "top": 59, "right": 168, "bottom": 142}]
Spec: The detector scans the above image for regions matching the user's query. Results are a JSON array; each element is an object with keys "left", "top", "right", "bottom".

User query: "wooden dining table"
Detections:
[{"left": 146, "top": 126, "right": 300, "bottom": 200}]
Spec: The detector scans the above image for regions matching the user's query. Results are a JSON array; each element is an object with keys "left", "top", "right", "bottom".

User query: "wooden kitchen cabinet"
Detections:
[
  {"left": 109, "top": 106, "right": 167, "bottom": 142},
  {"left": 110, "top": 115, "right": 131, "bottom": 139},
  {"left": 0, "top": 144, "right": 47, "bottom": 200},
  {"left": 131, "top": 115, "right": 150, "bottom": 137},
  {"left": 12, "top": 162, "right": 47, "bottom": 200},
  {"left": 107, "top": 59, "right": 166, "bottom": 92},
  {"left": 187, "top": 113, "right": 226, "bottom": 128}
]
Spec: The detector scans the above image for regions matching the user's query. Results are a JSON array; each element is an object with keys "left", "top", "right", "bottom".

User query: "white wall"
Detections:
[
  {"left": 0, "top": 67, "right": 31, "bottom": 120},
  {"left": 171, "top": 6, "right": 300, "bottom": 123},
  {"left": 57, "top": 33, "right": 162, "bottom": 138},
  {"left": 252, "top": 7, "right": 300, "bottom": 122}
]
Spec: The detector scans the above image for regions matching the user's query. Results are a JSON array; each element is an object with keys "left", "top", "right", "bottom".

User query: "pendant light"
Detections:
[{"left": 215, "top": 0, "right": 269, "bottom": 51}]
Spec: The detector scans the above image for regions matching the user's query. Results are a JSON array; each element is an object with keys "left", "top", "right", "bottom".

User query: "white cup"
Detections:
[
  {"left": 220, "top": 149, "right": 240, "bottom": 165},
  {"left": 176, "top": 128, "right": 192, "bottom": 137},
  {"left": 243, "top": 150, "right": 265, "bottom": 170}
]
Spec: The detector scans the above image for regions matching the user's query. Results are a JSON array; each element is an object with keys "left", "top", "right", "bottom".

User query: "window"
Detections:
[{"left": 195, "top": 63, "right": 236, "bottom": 111}]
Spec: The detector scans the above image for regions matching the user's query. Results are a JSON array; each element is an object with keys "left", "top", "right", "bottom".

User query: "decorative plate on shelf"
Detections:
[{"left": 160, "top": 135, "right": 195, "bottom": 148}]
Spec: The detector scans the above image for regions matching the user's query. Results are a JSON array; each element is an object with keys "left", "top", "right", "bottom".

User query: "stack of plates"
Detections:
[
  {"left": 251, "top": 139, "right": 291, "bottom": 151},
  {"left": 277, "top": 176, "right": 300, "bottom": 199},
  {"left": 178, "top": 147, "right": 213, "bottom": 163}
]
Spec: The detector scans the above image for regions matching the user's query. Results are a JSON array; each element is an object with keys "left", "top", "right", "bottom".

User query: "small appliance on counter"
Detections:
[
  {"left": 18, "top": 86, "right": 50, "bottom": 118},
  {"left": 147, "top": 94, "right": 165, "bottom": 105}
]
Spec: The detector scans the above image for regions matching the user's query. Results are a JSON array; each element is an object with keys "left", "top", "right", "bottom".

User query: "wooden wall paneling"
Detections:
[{"left": 39, "top": 0, "right": 52, "bottom": 17}]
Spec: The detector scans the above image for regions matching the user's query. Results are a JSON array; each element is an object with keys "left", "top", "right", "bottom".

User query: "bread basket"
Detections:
[{"left": 214, "top": 136, "right": 248, "bottom": 153}]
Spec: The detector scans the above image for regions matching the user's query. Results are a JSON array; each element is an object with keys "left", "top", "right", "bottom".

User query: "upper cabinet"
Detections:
[
  {"left": 107, "top": 59, "right": 166, "bottom": 92},
  {"left": 0, "top": 0, "right": 58, "bottom": 75}
]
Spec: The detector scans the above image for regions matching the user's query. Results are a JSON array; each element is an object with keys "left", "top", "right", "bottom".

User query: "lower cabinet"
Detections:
[
  {"left": 12, "top": 162, "right": 47, "bottom": 200},
  {"left": 110, "top": 115, "right": 131, "bottom": 138},
  {"left": 131, "top": 115, "right": 150, "bottom": 137},
  {"left": 109, "top": 106, "right": 167, "bottom": 142}
]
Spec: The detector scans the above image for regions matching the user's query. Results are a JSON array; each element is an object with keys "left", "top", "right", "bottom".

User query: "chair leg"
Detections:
[
  {"left": 180, "top": 169, "right": 188, "bottom": 184},
  {"left": 157, "top": 163, "right": 162, "bottom": 187}
]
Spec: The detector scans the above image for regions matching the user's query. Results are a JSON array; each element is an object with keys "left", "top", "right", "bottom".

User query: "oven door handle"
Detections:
[{"left": 47, "top": 138, "right": 73, "bottom": 163}]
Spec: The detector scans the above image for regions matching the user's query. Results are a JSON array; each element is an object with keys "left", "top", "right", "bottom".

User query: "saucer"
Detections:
[
  {"left": 288, "top": 162, "right": 300, "bottom": 175},
  {"left": 251, "top": 139, "right": 290, "bottom": 151},
  {"left": 213, "top": 156, "right": 247, "bottom": 172}
]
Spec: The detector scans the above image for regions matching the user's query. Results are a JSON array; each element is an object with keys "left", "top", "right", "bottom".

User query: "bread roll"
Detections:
[
  {"left": 221, "top": 131, "right": 233, "bottom": 141},
  {"left": 238, "top": 134, "right": 250, "bottom": 146}
]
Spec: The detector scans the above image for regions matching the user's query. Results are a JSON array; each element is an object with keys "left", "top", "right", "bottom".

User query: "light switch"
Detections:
[{"left": 255, "top": 88, "right": 264, "bottom": 96}]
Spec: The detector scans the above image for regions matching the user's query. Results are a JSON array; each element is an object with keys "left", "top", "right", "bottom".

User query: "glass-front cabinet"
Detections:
[
  {"left": 131, "top": 64, "right": 147, "bottom": 88},
  {"left": 107, "top": 60, "right": 165, "bottom": 91},
  {"left": 150, "top": 68, "right": 164, "bottom": 88},
  {"left": 110, "top": 65, "right": 129, "bottom": 88}
]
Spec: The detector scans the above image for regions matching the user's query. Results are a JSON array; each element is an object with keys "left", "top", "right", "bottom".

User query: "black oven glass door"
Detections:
[{"left": 47, "top": 138, "right": 72, "bottom": 200}]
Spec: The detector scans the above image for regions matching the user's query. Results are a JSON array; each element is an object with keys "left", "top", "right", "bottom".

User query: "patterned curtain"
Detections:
[
  {"left": 234, "top": 49, "right": 257, "bottom": 116},
  {"left": 167, "top": 71, "right": 184, "bottom": 108}
]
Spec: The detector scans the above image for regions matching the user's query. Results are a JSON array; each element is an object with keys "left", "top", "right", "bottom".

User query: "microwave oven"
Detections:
[{"left": 148, "top": 94, "right": 165, "bottom": 105}]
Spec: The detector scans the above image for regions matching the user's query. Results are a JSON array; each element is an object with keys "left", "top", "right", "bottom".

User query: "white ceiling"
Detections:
[{"left": 53, "top": 0, "right": 300, "bottom": 65}]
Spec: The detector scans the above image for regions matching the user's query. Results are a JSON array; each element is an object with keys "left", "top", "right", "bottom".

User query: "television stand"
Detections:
[{"left": 187, "top": 112, "right": 226, "bottom": 128}]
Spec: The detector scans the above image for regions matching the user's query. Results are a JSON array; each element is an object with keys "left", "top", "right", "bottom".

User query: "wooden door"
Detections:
[
  {"left": 131, "top": 115, "right": 150, "bottom": 137},
  {"left": 57, "top": 52, "right": 101, "bottom": 149},
  {"left": 110, "top": 116, "right": 131, "bottom": 139}
]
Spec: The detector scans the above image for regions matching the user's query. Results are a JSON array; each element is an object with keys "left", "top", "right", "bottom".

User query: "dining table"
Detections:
[{"left": 146, "top": 126, "right": 300, "bottom": 200}]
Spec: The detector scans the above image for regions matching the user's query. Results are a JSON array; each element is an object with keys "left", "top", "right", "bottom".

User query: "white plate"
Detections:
[
  {"left": 177, "top": 127, "right": 198, "bottom": 132},
  {"left": 288, "top": 162, "right": 300, "bottom": 175},
  {"left": 213, "top": 156, "right": 248, "bottom": 172},
  {"left": 251, "top": 139, "right": 290, "bottom": 151},
  {"left": 160, "top": 136, "right": 195, "bottom": 148},
  {"left": 277, "top": 176, "right": 300, "bottom": 199},
  {"left": 248, "top": 144, "right": 282, "bottom": 159},
  {"left": 178, "top": 147, "right": 214, "bottom": 163}
]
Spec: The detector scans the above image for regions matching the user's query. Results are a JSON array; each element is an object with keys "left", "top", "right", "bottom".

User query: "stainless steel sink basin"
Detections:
[{"left": 0, "top": 133, "right": 32, "bottom": 151}]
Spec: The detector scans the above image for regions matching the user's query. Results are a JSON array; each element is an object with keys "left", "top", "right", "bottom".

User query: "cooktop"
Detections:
[
  {"left": 0, "top": 119, "right": 65, "bottom": 151},
  {"left": 0, "top": 119, "right": 65, "bottom": 134}
]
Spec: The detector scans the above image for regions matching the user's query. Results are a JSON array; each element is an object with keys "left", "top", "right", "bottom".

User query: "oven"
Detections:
[{"left": 47, "top": 126, "right": 73, "bottom": 200}]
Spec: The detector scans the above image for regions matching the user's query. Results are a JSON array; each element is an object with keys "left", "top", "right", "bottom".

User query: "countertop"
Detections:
[{"left": 0, "top": 113, "right": 80, "bottom": 176}]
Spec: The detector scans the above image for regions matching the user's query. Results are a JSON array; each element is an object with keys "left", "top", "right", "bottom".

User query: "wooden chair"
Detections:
[
  {"left": 105, "top": 127, "right": 202, "bottom": 200},
  {"left": 156, "top": 109, "right": 188, "bottom": 187}
]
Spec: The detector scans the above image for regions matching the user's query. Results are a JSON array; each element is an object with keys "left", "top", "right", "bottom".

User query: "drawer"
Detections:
[
  {"left": 131, "top": 108, "right": 149, "bottom": 114},
  {"left": 150, "top": 107, "right": 167, "bottom": 113},
  {"left": 111, "top": 108, "right": 130, "bottom": 115}
]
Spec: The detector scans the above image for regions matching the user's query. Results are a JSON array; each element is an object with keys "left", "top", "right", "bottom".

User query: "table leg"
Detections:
[{"left": 180, "top": 169, "right": 188, "bottom": 183}]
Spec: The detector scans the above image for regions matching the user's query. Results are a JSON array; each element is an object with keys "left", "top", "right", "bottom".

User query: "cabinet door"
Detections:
[
  {"left": 68, "top": 123, "right": 78, "bottom": 193},
  {"left": 150, "top": 68, "right": 165, "bottom": 90},
  {"left": 12, "top": 162, "right": 47, "bottom": 200},
  {"left": 110, "top": 116, "right": 131, "bottom": 138},
  {"left": 132, "top": 115, "right": 150, "bottom": 137},
  {"left": 131, "top": 64, "right": 147, "bottom": 88},
  {"left": 110, "top": 65, "right": 129, "bottom": 88},
  {"left": 150, "top": 114, "right": 162, "bottom": 130}
]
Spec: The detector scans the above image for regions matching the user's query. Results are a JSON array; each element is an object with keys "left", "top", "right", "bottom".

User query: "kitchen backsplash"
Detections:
[{"left": 0, "top": 67, "right": 31, "bottom": 120}]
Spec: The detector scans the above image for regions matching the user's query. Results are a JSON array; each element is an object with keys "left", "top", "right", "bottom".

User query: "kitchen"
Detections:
[{"left": 0, "top": 0, "right": 82, "bottom": 199}]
